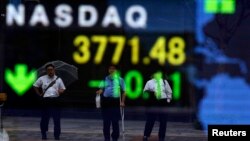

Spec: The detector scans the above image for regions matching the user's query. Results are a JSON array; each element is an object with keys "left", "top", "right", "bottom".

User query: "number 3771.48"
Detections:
[{"left": 72, "top": 35, "right": 186, "bottom": 66}]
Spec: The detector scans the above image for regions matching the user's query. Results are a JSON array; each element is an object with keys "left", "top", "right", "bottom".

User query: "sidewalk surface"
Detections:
[{"left": 1, "top": 116, "right": 207, "bottom": 141}]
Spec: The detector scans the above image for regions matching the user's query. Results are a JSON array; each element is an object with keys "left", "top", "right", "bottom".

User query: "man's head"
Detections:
[
  {"left": 45, "top": 63, "right": 55, "bottom": 77},
  {"left": 153, "top": 71, "right": 163, "bottom": 80},
  {"left": 152, "top": 66, "right": 167, "bottom": 80},
  {"left": 108, "top": 64, "right": 120, "bottom": 77}
]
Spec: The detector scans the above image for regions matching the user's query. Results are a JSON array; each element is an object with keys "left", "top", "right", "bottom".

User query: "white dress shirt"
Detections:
[
  {"left": 33, "top": 75, "right": 66, "bottom": 97},
  {"left": 143, "top": 79, "right": 172, "bottom": 99}
]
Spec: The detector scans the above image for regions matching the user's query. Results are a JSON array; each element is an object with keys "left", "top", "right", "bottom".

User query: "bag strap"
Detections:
[
  {"left": 162, "top": 79, "right": 168, "bottom": 98},
  {"left": 42, "top": 76, "right": 59, "bottom": 96}
]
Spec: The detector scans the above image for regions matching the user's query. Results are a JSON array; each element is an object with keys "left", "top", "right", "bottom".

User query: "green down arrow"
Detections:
[{"left": 5, "top": 64, "right": 37, "bottom": 96}]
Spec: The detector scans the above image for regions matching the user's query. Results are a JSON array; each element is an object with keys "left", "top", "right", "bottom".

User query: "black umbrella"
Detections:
[{"left": 37, "top": 60, "right": 78, "bottom": 86}]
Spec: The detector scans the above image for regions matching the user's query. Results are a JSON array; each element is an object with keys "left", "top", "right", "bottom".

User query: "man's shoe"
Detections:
[
  {"left": 143, "top": 136, "right": 148, "bottom": 141},
  {"left": 42, "top": 132, "right": 47, "bottom": 140},
  {"left": 55, "top": 137, "right": 60, "bottom": 140},
  {"left": 159, "top": 138, "right": 165, "bottom": 141},
  {"left": 42, "top": 136, "right": 47, "bottom": 140}
]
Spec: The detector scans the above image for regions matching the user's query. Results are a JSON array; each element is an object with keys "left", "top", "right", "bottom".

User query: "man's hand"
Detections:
[
  {"left": 39, "top": 93, "right": 43, "bottom": 97},
  {"left": 167, "top": 99, "right": 171, "bottom": 103},
  {"left": 34, "top": 87, "right": 43, "bottom": 97},
  {"left": 120, "top": 102, "right": 125, "bottom": 107},
  {"left": 58, "top": 89, "right": 65, "bottom": 95},
  {"left": 96, "top": 89, "right": 103, "bottom": 95}
]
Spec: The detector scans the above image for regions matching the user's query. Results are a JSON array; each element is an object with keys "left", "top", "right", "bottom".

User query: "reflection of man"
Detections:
[
  {"left": 142, "top": 70, "right": 172, "bottom": 141},
  {"left": 33, "top": 64, "right": 65, "bottom": 140},
  {"left": 96, "top": 65, "right": 126, "bottom": 141}
]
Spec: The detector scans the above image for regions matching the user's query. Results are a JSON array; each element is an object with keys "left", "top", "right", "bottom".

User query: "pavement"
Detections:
[{"left": 1, "top": 116, "right": 207, "bottom": 141}]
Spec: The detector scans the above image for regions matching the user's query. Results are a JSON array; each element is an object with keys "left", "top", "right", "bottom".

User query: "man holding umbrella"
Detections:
[
  {"left": 33, "top": 63, "right": 66, "bottom": 140},
  {"left": 96, "top": 64, "right": 126, "bottom": 141}
]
